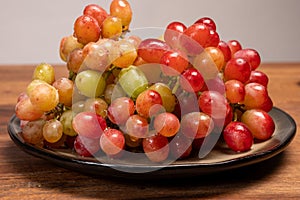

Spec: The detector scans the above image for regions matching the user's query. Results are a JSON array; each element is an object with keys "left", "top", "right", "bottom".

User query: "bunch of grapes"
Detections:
[{"left": 15, "top": 0, "right": 275, "bottom": 163}]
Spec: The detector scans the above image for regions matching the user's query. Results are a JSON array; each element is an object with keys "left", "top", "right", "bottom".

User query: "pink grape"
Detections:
[
  {"left": 100, "top": 128, "right": 125, "bottom": 156},
  {"left": 143, "top": 134, "right": 169, "bottom": 163}
]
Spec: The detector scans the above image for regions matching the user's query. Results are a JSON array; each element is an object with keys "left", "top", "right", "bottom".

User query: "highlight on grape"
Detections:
[{"left": 15, "top": 0, "right": 275, "bottom": 173}]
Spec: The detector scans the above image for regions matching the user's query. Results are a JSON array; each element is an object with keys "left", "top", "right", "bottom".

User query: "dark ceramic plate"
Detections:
[{"left": 7, "top": 107, "right": 297, "bottom": 179}]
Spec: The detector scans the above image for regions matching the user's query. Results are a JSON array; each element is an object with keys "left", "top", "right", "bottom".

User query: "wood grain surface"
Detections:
[{"left": 0, "top": 64, "right": 299, "bottom": 199}]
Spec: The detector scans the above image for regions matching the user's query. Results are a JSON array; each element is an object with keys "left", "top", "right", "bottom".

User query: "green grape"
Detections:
[
  {"left": 118, "top": 65, "right": 148, "bottom": 99},
  {"left": 75, "top": 70, "right": 106, "bottom": 98},
  {"left": 42, "top": 119, "right": 63, "bottom": 143},
  {"left": 29, "top": 83, "right": 59, "bottom": 112},
  {"left": 32, "top": 63, "right": 55, "bottom": 84},
  {"left": 60, "top": 110, "right": 77, "bottom": 136}
]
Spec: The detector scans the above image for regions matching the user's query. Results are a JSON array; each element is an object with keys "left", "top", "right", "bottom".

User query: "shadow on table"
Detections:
[{"left": 3, "top": 141, "right": 286, "bottom": 199}]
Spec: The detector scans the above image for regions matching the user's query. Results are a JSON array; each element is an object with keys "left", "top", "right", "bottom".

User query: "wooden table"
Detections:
[{"left": 0, "top": 64, "right": 299, "bottom": 199}]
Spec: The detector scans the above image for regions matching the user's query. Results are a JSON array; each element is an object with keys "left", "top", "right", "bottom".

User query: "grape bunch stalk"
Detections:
[{"left": 15, "top": 0, "right": 275, "bottom": 165}]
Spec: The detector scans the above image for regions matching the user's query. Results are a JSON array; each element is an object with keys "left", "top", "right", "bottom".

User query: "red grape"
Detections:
[
  {"left": 143, "top": 134, "right": 169, "bottom": 163},
  {"left": 153, "top": 112, "right": 180, "bottom": 137},
  {"left": 83, "top": 4, "right": 108, "bottom": 27},
  {"left": 160, "top": 50, "right": 189, "bottom": 76},
  {"left": 225, "top": 80, "right": 245, "bottom": 103},
  {"left": 74, "top": 15, "right": 101, "bottom": 45},
  {"left": 223, "top": 121, "right": 253, "bottom": 152},
  {"left": 227, "top": 40, "right": 242, "bottom": 57},
  {"left": 107, "top": 97, "right": 135, "bottom": 125},
  {"left": 164, "top": 21, "right": 187, "bottom": 49},
  {"left": 247, "top": 70, "right": 269, "bottom": 87},
  {"left": 74, "top": 135, "right": 101, "bottom": 157},
  {"left": 125, "top": 114, "right": 149, "bottom": 138},
  {"left": 234, "top": 48, "right": 261, "bottom": 70},
  {"left": 241, "top": 109, "right": 275, "bottom": 140},
  {"left": 224, "top": 57, "right": 251, "bottom": 83},
  {"left": 217, "top": 40, "right": 232, "bottom": 62},
  {"left": 72, "top": 112, "right": 107, "bottom": 139},
  {"left": 100, "top": 128, "right": 125, "bottom": 156},
  {"left": 138, "top": 38, "right": 170, "bottom": 63},
  {"left": 180, "top": 68, "right": 205, "bottom": 93},
  {"left": 194, "top": 17, "right": 217, "bottom": 31},
  {"left": 135, "top": 89, "right": 163, "bottom": 119}
]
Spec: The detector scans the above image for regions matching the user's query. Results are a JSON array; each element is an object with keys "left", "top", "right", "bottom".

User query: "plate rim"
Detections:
[{"left": 7, "top": 107, "right": 297, "bottom": 178}]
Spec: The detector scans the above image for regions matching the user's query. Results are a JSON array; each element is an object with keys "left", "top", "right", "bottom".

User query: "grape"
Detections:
[
  {"left": 107, "top": 97, "right": 135, "bottom": 125},
  {"left": 224, "top": 57, "right": 251, "bottom": 83},
  {"left": 125, "top": 114, "right": 149, "bottom": 138},
  {"left": 180, "top": 68, "right": 205, "bottom": 93},
  {"left": 163, "top": 21, "right": 187, "bottom": 49},
  {"left": 217, "top": 40, "right": 232, "bottom": 62},
  {"left": 241, "top": 109, "right": 275, "bottom": 140},
  {"left": 72, "top": 101, "right": 85, "bottom": 114},
  {"left": 29, "top": 83, "right": 59, "bottom": 112},
  {"left": 205, "top": 29, "right": 220, "bottom": 47},
  {"left": 81, "top": 41, "right": 115, "bottom": 72},
  {"left": 42, "top": 119, "right": 63, "bottom": 143},
  {"left": 247, "top": 70, "right": 269, "bottom": 87},
  {"left": 143, "top": 134, "right": 169, "bottom": 163},
  {"left": 227, "top": 40, "right": 242, "bottom": 57},
  {"left": 125, "top": 35, "right": 141, "bottom": 49},
  {"left": 101, "top": 16, "right": 123, "bottom": 39},
  {"left": 100, "top": 128, "right": 125, "bottom": 156},
  {"left": 181, "top": 112, "right": 214, "bottom": 139},
  {"left": 83, "top": 98, "right": 108, "bottom": 118},
  {"left": 160, "top": 50, "right": 189, "bottom": 76},
  {"left": 110, "top": 0, "right": 132, "bottom": 31},
  {"left": 223, "top": 121, "right": 253, "bottom": 152},
  {"left": 32, "top": 63, "right": 55, "bottom": 85},
  {"left": 67, "top": 48, "right": 84, "bottom": 74},
  {"left": 21, "top": 119, "right": 46, "bottom": 146},
  {"left": 148, "top": 83, "right": 176, "bottom": 113},
  {"left": 60, "top": 110, "right": 77, "bottom": 137},
  {"left": 74, "top": 15, "right": 101, "bottom": 45},
  {"left": 53, "top": 77, "right": 74, "bottom": 107},
  {"left": 72, "top": 111, "right": 107, "bottom": 139},
  {"left": 198, "top": 90, "right": 228, "bottom": 120},
  {"left": 169, "top": 133, "right": 193, "bottom": 159},
  {"left": 112, "top": 39, "right": 138, "bottom": 68},
  {"left": 118, "top": 65, "right": 148, "bottom": 99},
  {"left": 234, "top": 48, "right": 261, "bottom": 70},
  {"left": 225, "top": 80, "right": 245, "bottom": 103},
  {"left": 59, "top": 35, "right": 84, "bottom": 62},
  {"left": 194, "top": 17, "right": 217, "bottom": 31},
  {"left": 204, "top": 47, "right": 225, "bottom": 71},
  {"left": 74, "top": 135, "right": 101, "bottom": 157},
  {"left": 242, "top": 82, "right": 272, "bottom": 111},
  {"left": 173, "top": 92, "right": 199, "bottom": 118},
  {"left": 138, "top": 38, "right": 170, "bottom": 63},
  {"left": 103, "top": 83, "right": 126, "bottom": 104},
  {"left": 75, "top": 70, "right": 106, "bottom": 98},
  {"left": 83, "top": 4, "right": 108, "bottom": 27},
  {"left": 153, "top": 112, "right": 180, "bottom": 137},
  {"left": 124, "top": 134, "right": 142, "bottom": 148},
  {"left": 135, "top": 89, "right": 163, "bottom": 119},
  {"left": 179, "top": 23, "right": 210, "bottom": 55},
  {"left": 26, "top": 79, "right": 47, "bottom": 95},
  {"left": 15, "top": 97, "right": 44, "bottom": 121}
]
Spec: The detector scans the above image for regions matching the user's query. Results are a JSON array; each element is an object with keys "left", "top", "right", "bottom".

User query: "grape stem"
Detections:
[{"left": 171, "top": 76, "right": 180, "bottom": 94}]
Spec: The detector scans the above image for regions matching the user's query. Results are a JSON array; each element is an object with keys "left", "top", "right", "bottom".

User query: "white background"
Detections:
[{"left": 1, "top": 0, "right": 300, "bottom": 65}]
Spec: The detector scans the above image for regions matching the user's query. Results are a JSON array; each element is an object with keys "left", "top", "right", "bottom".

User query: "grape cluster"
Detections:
[{"left": 15, "top": 0, "right": 275, "bottom": 163}]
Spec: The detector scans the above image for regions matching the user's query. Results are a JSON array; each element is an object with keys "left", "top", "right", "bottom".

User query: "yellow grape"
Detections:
[
  {"left": 112, "top": 39, "right": 138, "bottom": 68},
  {"left": 59, "top": 35, "right": 84, "bottom": 62},
  {"left": 42, "top": 119, "right": 63, "bottom": 143},
  {"left": 29, "top": 83, "right": 59, "bottom": 112},
  {"left": 101, "top": 16, "right": 123, "bottom": 39},
  {"left": 52, "top": 77, "right": 74, "bottom": 107},
  {"left": 110, "top": 0, "right": 132, "bottom": 31},
  {"left": 26, "top": 79, "right": 47, "bottom": 95},
  {"left": 32, "top": 63, "right": 55, "bottom": 84}
]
